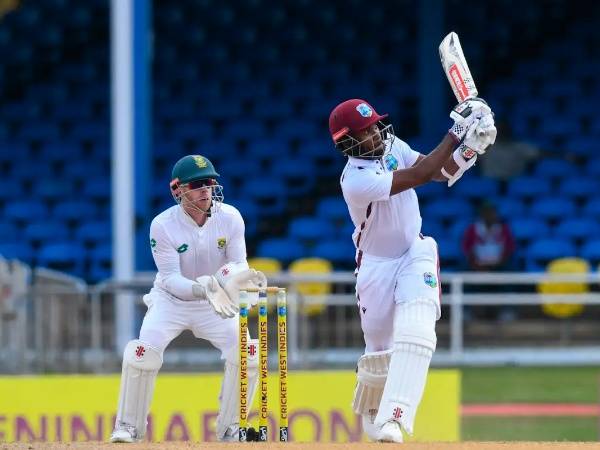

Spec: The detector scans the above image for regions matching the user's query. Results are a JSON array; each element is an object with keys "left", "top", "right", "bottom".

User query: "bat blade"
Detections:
[{"left": 439, "top": 32, "right": 478, "bottom": 102}]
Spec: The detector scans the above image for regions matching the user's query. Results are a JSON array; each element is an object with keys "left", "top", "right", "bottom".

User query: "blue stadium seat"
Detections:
[
  {"left": 435, "top": 238, "right": 462, "bottom": 270},
  {"left": 559, "top": 178, "right": 600, "bottom": 200},
  {"left": 244, "top": 179, "right": 286, "bottom": 215},
  {"left": 422, "top": 199, "right": 473, "bottom": 222},
  {"left": 288, "top": 217, "right": 335, "bottom": 243},
  {"left": 222, "top": 120, "right": 266, "bottom": 141},
  {"left": 246, "top": 139, "right": 289, "bottom": 161},
  {"left": 53, "top": 200, "right": 98, "bottom": 223},
  {"left": 256, "top": 238, "right": 305, "bottom": 264},
  {"left": 83, "top": 178, "right": 110, "bottom": 203},
  {"left": 273, "top": 119, "right": 318, "bottom": 141},
  {"left": 531, "top": 197, "right": 576, "bottom": 221},
  {"left": 494, "top": 198, "right": 526, "bottom": 219},
  {"left": 414, "top": 182, "right": 446, "bottom": 202},
  {"left": 68, "top": 123, "right": 107, "bottom": 141},
  {"left": 89, "top": 243, "right": 112, "bottom": 282},
  {"left": 452, "top": 176, "right": 500, "bottom": 199},
  {"left": 510, "top": 217, "right": 551, "bottom": 243},
  {"left": 76, "top": 220, "right": 111, "bottom": 247},
  {"left": 252, "top": 100, "right": 293, "bottom": 120},
  {"left": 312, "top": 239, "right": 356, "bottom": 268},
  {"left": 507, "top": 176, "right": 552, "bottom": 199},
  {"left": 24, "top": 221, "right": 70, "bottom": 245},
  {"left": 32, "top": 180, "right": 74, "bottom": 202},
  {"left": 17, "top": 122, "right": 60, "bottom": 141},
  {"left": 38, "top": 242, "right": 86, "bottom": 278},
  {"left": 580, "top": 239, "right": 600, "bottom": 265},
  {"left": 316, "top": 197, "right": 349, "bottom": 224},
  {"left": 4, "top": 201, "right": 48, "bottom": 222},
  {"left": 421, "top": 220, "right": 446, "bottom": 240},
  {"left": 0, "top": 222, "right": 18, "bottom": 241},
  {"left": 586, "top": 159, "right": 600, "bottom": 178},
  {"left": 554, "top": 218, "right": 600, "bottom": 242},
  {"left": 449, "top": 219, "right": 471, "bottom": 240},
  {"left": 566, "top": 136, "right": 597, "bottom": 156},
  {"left": 583, "top": 199, "right": 600, "bottom": 219},
  {"left": 277, "top": 158, "right": 315, "bottom": 196},
  {"left": 533, "top": 159, "right": 578, "bottom": 179},
  {"left": 0, "top": 243, "right": 34, "bottom": 264},
  {"left": 526, "top": 239, "right": 577, "bottom": 271},
  {"left": 170, "top": 120, "right": 213, "bottom": 142},
  {"left": 226, "top": 199, "right": 258, "bottom": 237}
]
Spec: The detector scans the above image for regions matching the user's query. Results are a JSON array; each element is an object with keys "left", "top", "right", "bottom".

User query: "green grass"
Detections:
[
  {"left": 463, "top": 417, "right": 599, "bottom": 441},
  {"left": 462, "top": 367, "right": 600, "bottom": 403},
  {"left": 460, "top": 367, "right": 600, "bottom": 441}
]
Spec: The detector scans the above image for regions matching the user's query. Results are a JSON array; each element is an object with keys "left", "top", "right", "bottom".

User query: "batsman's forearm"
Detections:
[
  {"left": 432, "top": 153, "right": 460, "bottom": 181},
  {"left": 389, "top": 133, "right": 457, "bottom": 194}
]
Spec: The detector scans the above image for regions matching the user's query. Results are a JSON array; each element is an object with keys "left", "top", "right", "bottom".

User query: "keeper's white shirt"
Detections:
[
  {"left": 340, "top": 136, "right": 423, "bottom": 259},
  {"left": 149, "top": 203, "right": 246, "bottom": 301}
]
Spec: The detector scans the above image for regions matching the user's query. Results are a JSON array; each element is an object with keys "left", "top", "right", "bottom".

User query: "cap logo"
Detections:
[
  {"left": 356, "top": 103, "right": 373, "bottom": 118},
  {"left": 193, "top": 156, "right": 208, "bottom": 169}
]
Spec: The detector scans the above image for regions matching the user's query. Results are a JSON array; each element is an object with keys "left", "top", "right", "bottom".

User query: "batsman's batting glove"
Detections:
[
  {"left": 448, "top": 97, "right": 492, "bottom": 142},
  {"left": 461, "top": 113, "right": 497, "bottom": 156}
]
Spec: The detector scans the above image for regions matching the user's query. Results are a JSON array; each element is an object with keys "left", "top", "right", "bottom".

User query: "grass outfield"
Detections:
[{"left": 461, "top": 367, "right": 600, "bottom": 441}]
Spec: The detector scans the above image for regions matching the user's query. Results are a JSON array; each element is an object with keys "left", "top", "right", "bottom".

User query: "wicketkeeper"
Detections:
[{"left": 110, "top": 155, "right": 266, "bottom": 443}]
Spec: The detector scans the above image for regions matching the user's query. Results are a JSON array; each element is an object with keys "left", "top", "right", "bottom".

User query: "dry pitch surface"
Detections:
[{"left": 2, "top": 443, "right": 600, "bottom": 449}]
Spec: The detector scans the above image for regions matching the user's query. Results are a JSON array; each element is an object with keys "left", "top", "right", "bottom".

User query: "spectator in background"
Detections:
[
  {"left": 479, "top": 120, "right": 540, "bottom": 180},
  {"left": 462, "top": 201, "right": 517, "bottom": 321},
  {"left": 463, "top": 201, "right": 515, "bottom": 272}
]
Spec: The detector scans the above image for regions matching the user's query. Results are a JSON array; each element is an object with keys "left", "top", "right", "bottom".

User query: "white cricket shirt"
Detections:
[
  {"left": 149, "top": 203, "right": 246, "bottom": 301},
  {"left": 340, "top": 136, "right": 422, "bottom": 259}
]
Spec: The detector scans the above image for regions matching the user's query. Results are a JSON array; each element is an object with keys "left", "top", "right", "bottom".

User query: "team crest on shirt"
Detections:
[
  {"left": 217, "top": 237, "right": 227, "bottom": 249},
  {"left": 355, "top": 103, "right": 373, "bottom": 117},
  {"left": 383, "top": 153, "right": 398, "bottom": 171},
  {"left": 424, "top": 272, "right": 437, "bottom": 288}
]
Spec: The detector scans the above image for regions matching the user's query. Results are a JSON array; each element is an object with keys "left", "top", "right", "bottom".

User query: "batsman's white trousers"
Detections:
[
  {"left": 355, "top": 235, "right": 441, "bottom": 352},
  {"left": 139, "top": 288, "right": 238, "bottom": 362}
]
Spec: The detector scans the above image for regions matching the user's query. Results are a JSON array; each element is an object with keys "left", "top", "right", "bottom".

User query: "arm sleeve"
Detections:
[
  {"left": 226, "top": 209, "right": 248, "bottom": 263},
  {"left": 150, "top": 220, "right": 198, "bottom": 301},
  {"left": 342, "top": 169, "right": 393, "bottom": 207}
]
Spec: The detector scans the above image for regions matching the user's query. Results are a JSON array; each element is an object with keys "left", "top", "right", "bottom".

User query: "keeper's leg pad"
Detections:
[
  {"left": 114, "top": 340, "right": 162, "bottom": 439},
  {"left": 352, "top": 349, "right": 392, "bottom": 417},
  {"left": 216, "top": 338, "right": 259, "bottom": 440},
  {"left": 375, "top": 298, "right": 437, "bottom": 435}
]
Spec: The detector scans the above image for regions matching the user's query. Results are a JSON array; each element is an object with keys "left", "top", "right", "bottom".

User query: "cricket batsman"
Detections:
[
  {"left": 329, "top": 98, "right": 496, "bottom": 442},
  {"left": 110, "top": 155, "right": 266, "bottom": 443}
]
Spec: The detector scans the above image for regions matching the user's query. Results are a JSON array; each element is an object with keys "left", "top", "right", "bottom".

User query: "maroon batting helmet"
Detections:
[{"left": 328, "top": 99, "right": 393, "bottom": 159}]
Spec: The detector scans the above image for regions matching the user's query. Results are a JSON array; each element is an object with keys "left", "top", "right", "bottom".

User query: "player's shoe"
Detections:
[
  {"left": 220, "top": 423, "right": 240, "bottom": 442},
  {"left": 361, "top": 414, "right": 380, "bottom": 441},
  {"left": 109, "top": 423, "right": 139, "bottom": 443},
  {"left": 377, "top": 420, "right": 404, "bottom": 443}
]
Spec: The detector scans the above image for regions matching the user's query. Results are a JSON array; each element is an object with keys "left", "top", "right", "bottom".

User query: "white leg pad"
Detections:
[
  {"left": 216, "top": 338, "right": 259, "bottom": 440},
  {"left": 375, "top": 299, "right": 437, "bottom": 435},
  {"left": 114, "top": 340, "right": 162, "bottom": 439},
  {"left": 352, "top": 349, "right": 392, "bottom": 417}
]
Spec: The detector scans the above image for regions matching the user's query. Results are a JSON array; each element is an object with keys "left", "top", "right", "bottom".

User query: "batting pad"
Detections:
[
  {"left": 115, "top": 340, "right": 162, "bottom": 438},
  {"left": 352, "top": 349, "right": 392, "bottom": 417},
  {"left": 375, "top": 298, "right": 437, "bottom": 435},
  {"left": 216, "top": 338, "right": 259, "bottom": 440}
]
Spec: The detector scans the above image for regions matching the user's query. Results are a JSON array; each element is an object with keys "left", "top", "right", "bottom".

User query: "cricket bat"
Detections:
[{"left": 439, "top": 31, "right": 478, "bottom": 102}]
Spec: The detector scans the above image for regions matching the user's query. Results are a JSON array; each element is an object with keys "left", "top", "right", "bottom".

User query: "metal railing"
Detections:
[{"left": 2, "top": 267, "right": 600, "bottom": 373}]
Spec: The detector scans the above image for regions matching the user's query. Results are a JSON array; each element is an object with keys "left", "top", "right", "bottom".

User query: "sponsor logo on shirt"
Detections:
[
  {"left": 217, "top": 237, "right": 227, "bottom": 249},
  {"left": 150, "top": 238, "right": 156, "bottom": 248},
  {"left": 424, "top": 272, "right": 437, "bottom": 288},
  {"left": 176, "top": 243, "right": 189, "bottom": 253}
]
